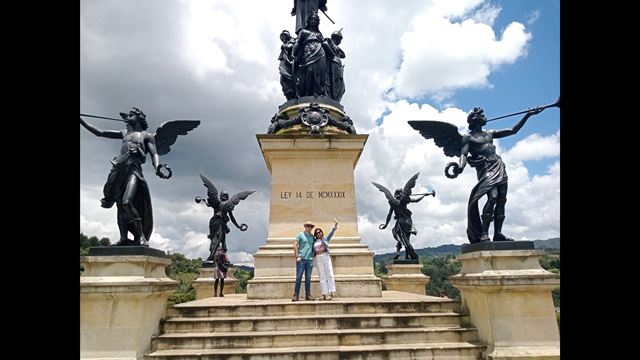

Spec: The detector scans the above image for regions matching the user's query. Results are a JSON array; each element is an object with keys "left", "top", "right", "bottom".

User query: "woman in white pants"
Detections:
[{"left": 313, "top": 219, "right": 338, "bottom": 300}]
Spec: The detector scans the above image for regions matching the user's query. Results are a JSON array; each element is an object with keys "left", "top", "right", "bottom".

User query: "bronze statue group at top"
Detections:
[
  {"left": 80, "top": 0, "right": 559, "bottom": 263},
  {"left": 280, "top": 0, "right": 344, "bottom": 101}
]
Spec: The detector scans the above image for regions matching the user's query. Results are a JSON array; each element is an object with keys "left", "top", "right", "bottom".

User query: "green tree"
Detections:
[
  {"left": 374, "top": 262, "right": 387, "bottom": 277},
  {"left": 234, "top": 267, "right": 254, "bottom": 293},
  {"left": 373, "top": 262, "right": 388, "bottom": 290},
  {"left": 80, "top": 233, "right": 111, "bottom": 256},
  {"left": 421, "top": 254, "right": 462, "bottom": 300},
  {"left": 99, "top": 237, "right": 111, "bottom": 246},
  {"left": 165, "top": 252, "right": 202, "bottom": 277},
  {"left": 539, "top": 255, "right": 560, "bottom": 271},
  {"left": 552, "top": 287, "right": 560, "bottom": 308},
  {"left": 165, "top": 252, "right": 202, "bottom": 306}
]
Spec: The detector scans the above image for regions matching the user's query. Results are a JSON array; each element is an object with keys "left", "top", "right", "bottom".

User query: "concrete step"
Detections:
[
  {"left": 167, "top": 296, "right": 461, "bottom": 318},
  {"left": 145, "top": 342, "right": 485, "bottom": 360},
  {"left": 152, "top": 327, "right": 478, "bottom": 350},
  {"left": 163, "top": 312, "right": 466, "bottom": 333}
]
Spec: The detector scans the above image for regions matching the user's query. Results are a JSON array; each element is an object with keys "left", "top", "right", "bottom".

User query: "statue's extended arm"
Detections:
[
  {"left": 228, "top": 211, "right": 248, "bottom": 231},
  {"left": 379, "top": 207, "right": 393, "bottom": 230},
  {"left": 80, "top": 117, "right": 123, "bottom": 139},
  {"left": 410, "top": 194, "right": 428, "bottom": 203},
  {"left": 458, "top": 137, "right": 470, "bottom": 171},
  {"left": 492, "top": 108, "right": 543, "bottom": 138},
  {"left": 145, "top": 133, "right": 162, "bottom": 175}
]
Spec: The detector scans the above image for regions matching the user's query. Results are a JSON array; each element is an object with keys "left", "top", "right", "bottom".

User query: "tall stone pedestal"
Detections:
[
  {"left": 449, "top": 245, "right": 560, "bottom": 360},
  {"left": 248, "top": 134, "right": 382, "bottom": 299},
  {"left": 383, "top": 261, "right": 430, "bottom": 295},
  {"left": 192, "top": 264, "right": 238, "bottom": 299},
  {"left": 80, "top": 247, "right": 178, "bottom": 360}
]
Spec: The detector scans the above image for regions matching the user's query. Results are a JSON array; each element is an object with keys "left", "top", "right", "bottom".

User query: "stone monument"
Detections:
[{"left": 248, "top": 3, "right": 381, "bottom": 299}]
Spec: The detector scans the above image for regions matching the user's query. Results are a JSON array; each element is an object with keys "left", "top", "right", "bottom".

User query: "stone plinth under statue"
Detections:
[
  {"left": 449, "top": 242, "right": 560, "bottom": 360},
  {"left": 383, "top": 261, "right": 430, "bottom": 295},
  {"left": 192, "top": 263, "right": 238, "bottom": 299},
  {"left": 250, "top": 106, "right": 381, "bottom": 299},
  {"left": 80, "top": 247, "right": 178, "bottom": 360}
]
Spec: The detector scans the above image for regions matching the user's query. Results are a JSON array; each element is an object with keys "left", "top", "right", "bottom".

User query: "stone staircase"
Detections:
[{"left": 145, "top": 291, "right": 484, "bottom": 360}]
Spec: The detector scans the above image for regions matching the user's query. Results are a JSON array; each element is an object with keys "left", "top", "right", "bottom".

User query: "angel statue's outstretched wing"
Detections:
[
  {"left": 401, "top": 172, "right": 420, "bottom": 202},
  {"left": 221, "top": 190, "right": 256, "bottom": 213},
  {"left": 372, "top": 181, "right": 400, "bottom": 207},
  {"left": 154, "top": 120, "right": 201, "bottom": 156},
  {"left": 408, "top": 121, "right": 463, "bottom": 157},
  {"left": 200, "top": 174, "right": 221, "bottom": 210}
]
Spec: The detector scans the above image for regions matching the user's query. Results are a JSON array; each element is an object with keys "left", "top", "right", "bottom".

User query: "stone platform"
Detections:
[
  {"left": 144, "top": 291, "right": 485, "bottom": 360},
  {"left": 81, "top": 248, "right": 178, "bottom": 360},
  {"left": 383, "top": 262, "right": 430, "bottom": 295},
  {"left": 450, "top": 249, "right": 560, "bottom": 359},
  {"left": 192, "top": 265, "right": 238, "bottom": 299}
]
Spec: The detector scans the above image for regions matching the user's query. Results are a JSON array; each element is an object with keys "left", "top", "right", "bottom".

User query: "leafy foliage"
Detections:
[
  {"left": 234, "top": 267, "right": 254, "bottom": 293},
  {"left": 421, "top": 255, "right": 462, "bottom": 300},
  {"left": 165, "top": 252, "right": 202, "bottom": 305},
  {"left": 165, "top": 252, "right": 203, "bottom": 277},
  {"left": 539, "top": 254, "right": 560, "bottom": 271},
  {"left": 552, "top": 288, "right": 560, "bottom": 308},
  {"left": 80, "top": 233, "right": 111, "bottom": 256},
  {"left": 373, "top": 262, "right": 388, "bottom": 290},
  {"left": 539, "top": 254, "right": 560, "bottom": 309}
]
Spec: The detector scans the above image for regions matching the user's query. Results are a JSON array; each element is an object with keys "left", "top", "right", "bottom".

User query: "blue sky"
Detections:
[{"left": 452, "top": 0, "right": 560, "bottom": 175}]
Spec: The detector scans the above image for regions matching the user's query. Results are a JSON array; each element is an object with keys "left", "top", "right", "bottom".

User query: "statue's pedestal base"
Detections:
[
  {"left": 383, "top": 263, "right": 429, "bottom": 295},
  {"left": 248, "top": 134, "right": 381, "bottom": 299},
  {"left": 192, "top": 265, "right": 238, "bottom": 299},
  {"left": 461, "top": 240, "right": 534, "bottom": 254},
  {"left": 449, "top": 247, "right": 560, "bottom": 360},
  {"left": 80, "top": 247, "right": 177, "bottom": 360}
]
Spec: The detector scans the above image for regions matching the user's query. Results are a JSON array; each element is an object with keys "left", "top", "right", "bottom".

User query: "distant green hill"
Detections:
[
  {"left": 373, "top": 238, "right": 560, "bottom": 263},
  {"left": 533, "top": 237, "right": 560, "bottom": 250}
]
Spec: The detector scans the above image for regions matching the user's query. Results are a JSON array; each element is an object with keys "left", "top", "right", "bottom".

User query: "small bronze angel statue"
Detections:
[
  {"left": 372, "top": 172, "right": 435, "bottom": 260},
  {"left": 409, "top": 106, "right": 546, "bottom": 244},
  {"left": 80, "top": 107, "right": 200, "bottom": 246},
  {"left": 196, "top": 174, "right": 255, "bottom": 261}
]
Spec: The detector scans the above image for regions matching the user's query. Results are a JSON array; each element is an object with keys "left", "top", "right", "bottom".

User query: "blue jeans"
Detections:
[{"left": 294, "top": 258, "right": 313, "bottom": 296}]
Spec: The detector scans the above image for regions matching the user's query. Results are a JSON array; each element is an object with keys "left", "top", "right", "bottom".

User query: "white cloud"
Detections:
[
  {"left": 80, "top": 186, "right": 119, "bottom": 241},
  {"left": 471, "top": 3, "right": 502, "bottom": 26},
  {"left": 502, "top": 131, "right": 560, "bottom": 162},
  {"left": 394, "top": 3, "right": 531, "bottom": 98},
  {"left": 527, "top": 10, "right": 541, "bottom": 26}
]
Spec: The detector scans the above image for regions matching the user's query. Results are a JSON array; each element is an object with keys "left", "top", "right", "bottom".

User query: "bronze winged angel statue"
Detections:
[
  {"left": 80, "top": 107, "right": 200, "bottom": 246},
  {"left": 408, "top": 106, "right": 547, "bottom": 244},
  {"left": 372, "top": 173, "right": 435, "bottom": 260},
  {"left": 196, "top": 174, "right": 255, "bottom": 261}
]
